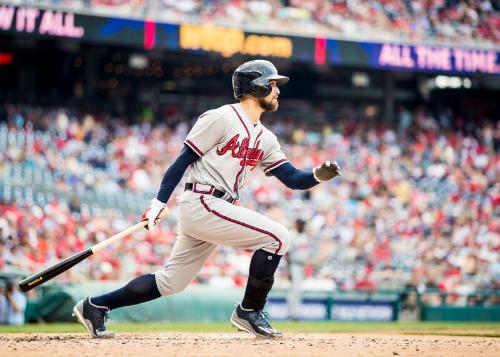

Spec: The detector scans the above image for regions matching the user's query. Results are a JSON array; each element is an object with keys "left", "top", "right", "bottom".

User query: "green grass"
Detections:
[{"left": 1, "top": 321, "right": 499, "bottom": 337}]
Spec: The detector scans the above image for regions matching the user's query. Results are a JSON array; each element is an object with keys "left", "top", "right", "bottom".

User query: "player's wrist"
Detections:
[
  {"left": 151, "top": 198, "right": 167, "bottom": 208},
  {"left": 312, "top": 166, "right": 324, "bottom": 183}
]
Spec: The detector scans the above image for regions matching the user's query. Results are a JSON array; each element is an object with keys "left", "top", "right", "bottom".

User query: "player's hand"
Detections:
[
  {"left": 313, "top": 161, "right": 341, "bottom": 182},
  {"left": 141, "top": 198, "right": 167, "bottom": 231}
]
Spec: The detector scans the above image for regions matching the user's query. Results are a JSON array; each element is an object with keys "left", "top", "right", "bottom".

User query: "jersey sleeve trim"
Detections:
[
  {"left": 263, "top": 159, "right": 290, "bottom": 174},
  {"left": 184, "top": 139, "right": 204, "bottom": 157}
]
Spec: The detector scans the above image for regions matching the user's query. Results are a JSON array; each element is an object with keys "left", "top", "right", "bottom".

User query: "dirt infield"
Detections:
[{"left": 1, "top": 332, "right": 499, "bottom": 357}]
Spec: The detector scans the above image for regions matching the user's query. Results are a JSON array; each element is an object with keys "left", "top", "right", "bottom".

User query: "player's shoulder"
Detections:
[{"left": 200, "top": 104, "right": 234, "bottom": 118}]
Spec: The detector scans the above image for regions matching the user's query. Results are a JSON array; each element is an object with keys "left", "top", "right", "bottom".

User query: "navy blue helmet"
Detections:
[{"left": 232, "top": 60, "right": 289, "bottom": 100}]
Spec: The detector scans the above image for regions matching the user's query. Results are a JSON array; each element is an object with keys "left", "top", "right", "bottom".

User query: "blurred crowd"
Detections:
[
  {"left": 0, "top": 278, "right": 26, "bottom": 325},
  {"left": 0, "top": 100, "right": 498, "bottom": 307},
  {"left": 10, "top": 0, "right": 500, "bottom": 46}
]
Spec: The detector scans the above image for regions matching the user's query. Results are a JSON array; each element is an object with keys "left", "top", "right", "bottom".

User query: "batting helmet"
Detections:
[{"left": 232, "top": 60, "right": 289, "bottom": 100}]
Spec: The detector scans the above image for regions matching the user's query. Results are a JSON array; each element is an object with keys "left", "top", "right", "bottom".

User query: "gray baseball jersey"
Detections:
[
  {"left": 184, "top": 103, "right": 289, "bottom": 200},
  {"left": 154, "top": 103, "right": 293, "bottom": 296}
]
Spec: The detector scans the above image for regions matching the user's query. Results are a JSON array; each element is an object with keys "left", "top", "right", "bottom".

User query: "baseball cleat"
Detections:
[
  {"left": 230, "top": 304, "right": 283, "bottom": 339},
  {"left": 72, "top": 297, "right": 115, "bottom": 338}
]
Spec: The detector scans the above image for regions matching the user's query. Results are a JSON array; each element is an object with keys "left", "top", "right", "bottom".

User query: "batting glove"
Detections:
[
  {"left": 313, "top": 161, "right": 342, "bottom": 182},
  {"left": 141, "top": 198, "right": 167, "bottom": 231}
]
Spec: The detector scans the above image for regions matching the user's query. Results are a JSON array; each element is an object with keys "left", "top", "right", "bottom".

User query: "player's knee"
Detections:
[
  {"left": 275, "top": 224, "right": 290, "bottom": 255},
  {"left": 153, "top": 270, "right": 189, "bottom": 296},
  {"left": 166, "top": 282, "right": 189, "bottom": 296},
  {"left": 159, "top": 281, "right": 189, "bottom": 296}
]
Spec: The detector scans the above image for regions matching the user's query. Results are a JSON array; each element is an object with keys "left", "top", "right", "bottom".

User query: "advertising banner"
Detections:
[
  {"left": 327, "top": 39, "right": 500, "bottom": 75},
  {"left": 267, "top": 297, "right": 397, "bottom": 321},
  {"left": 176, "top": 24, "right": 315, "bottom": 62},
  {"left": 330, "top": 301, "right": 395, "bottom": 321},
  {"left": 1, "top": 4, "right": 498, "bottom": 74},
  {"left": 268, "top": 298, "right": 329, "bottom": 321},
  {"left": 0, "top": 4, "right": 145, "bottom": 46}
]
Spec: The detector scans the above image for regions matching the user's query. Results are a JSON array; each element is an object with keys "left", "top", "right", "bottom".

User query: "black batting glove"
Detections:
[{"left": 313, "top": 161, "right": 341, "bottom": 182}]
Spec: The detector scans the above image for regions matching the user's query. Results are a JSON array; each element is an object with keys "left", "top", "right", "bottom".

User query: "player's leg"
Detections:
[
  {"left": 185, "top": 195, "right": 290, "bottom": 255},
  {"left": 183, "top": 194, "right": 290, "bottom": 338},
  {"left": 287, "top": 263, "right": 304, "bottom": 320},
  {"left": 72, "top": 273, "right": 160, "bottom": 338},
  {"left": 73, "top": 274, "right": 159, "bottom": 338},
  {"left": 153, "top": 233, "right": 217, "bottom": 296},
  {"left": 73, "top": 232, "right": 216, "bottom": 338}
]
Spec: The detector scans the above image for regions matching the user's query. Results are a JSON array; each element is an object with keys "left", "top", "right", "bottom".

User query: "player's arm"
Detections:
[
  {"left": 142, "top": 111, "right": 226, "bottom": 230},
  {"left": 156, "top": 145, "right": 199, "bottom": 202},
  {"left": 261, "top": 131, "right": 340, "bottom": 189},
  {"left": 268, "top": 162, "right": 317, "bottom": 190},
  {"left": 269, "top": 161, "right": 341, "bottom": 190},
  {"left": 141, "top": 145, "right": 199, "bottom": 230}
]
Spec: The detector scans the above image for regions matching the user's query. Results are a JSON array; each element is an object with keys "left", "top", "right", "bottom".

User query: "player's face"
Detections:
[{"left": 258, "top": 81, "right": 280, "bottom": 112}]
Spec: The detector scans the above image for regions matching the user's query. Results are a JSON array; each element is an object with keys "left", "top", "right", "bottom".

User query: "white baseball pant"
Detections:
[{"left": 154, "top": 190, "right": 290, "bottom": 296}]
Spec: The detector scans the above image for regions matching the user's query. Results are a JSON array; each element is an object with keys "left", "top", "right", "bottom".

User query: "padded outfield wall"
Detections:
[{"left": 24, "top": 282, "right": 500, "bottom": 323}]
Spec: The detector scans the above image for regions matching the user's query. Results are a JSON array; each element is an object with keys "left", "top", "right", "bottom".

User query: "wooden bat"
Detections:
[{"left": 19, "top": 208, "right": 169, "bottom": 292}]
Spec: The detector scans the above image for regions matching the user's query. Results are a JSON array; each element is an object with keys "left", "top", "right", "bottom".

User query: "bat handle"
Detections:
[
  {"left": 91, "top": 221, "right": 144, "bottom": 253},
  {"left": 91, "top": 207, "right": 170, "bottom": 253}
]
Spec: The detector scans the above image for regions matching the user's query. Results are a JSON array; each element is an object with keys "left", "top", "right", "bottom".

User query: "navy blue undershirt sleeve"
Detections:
[
  {"left": 156, "top": 145, "right": 199, "bottom": 203},
  {"left": 268, "top": 162, "right": 319, "bottom": 190}
]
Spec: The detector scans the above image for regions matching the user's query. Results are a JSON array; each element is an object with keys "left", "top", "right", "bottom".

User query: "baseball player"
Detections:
[
  {"left": 287, "top": 218, "right": 311, "bottom": 320},
  {"left": 73, "top": 60, "right": 341, "bottom": 339}
]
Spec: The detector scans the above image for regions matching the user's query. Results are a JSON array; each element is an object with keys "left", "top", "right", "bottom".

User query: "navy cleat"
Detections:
[
  {"left": 230, "top": 304, "right": 283, "bottom": 339},
  {"left": 72, "top": 297, "right": 114, "bottom": 338}
]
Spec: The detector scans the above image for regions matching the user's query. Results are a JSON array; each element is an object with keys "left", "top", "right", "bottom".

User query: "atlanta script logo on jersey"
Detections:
[{"left": 216, "top": 134, "right": 264, "bottom": 169}]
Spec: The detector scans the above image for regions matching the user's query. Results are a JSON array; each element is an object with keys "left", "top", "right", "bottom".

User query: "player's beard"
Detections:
[{"left": 258, "top": 97, "right": 278, "bottom": 112}]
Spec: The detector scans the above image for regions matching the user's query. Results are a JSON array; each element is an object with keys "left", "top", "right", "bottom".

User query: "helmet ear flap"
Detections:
[
  {"left": 233, "top": 71, "right": 272, "bottom": 99},
  {"left": 252, "top": 83, "right": 272, "bottom": 98}
]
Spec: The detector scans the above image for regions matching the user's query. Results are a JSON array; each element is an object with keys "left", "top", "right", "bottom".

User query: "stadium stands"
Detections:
[{"left": 0, "top": 100, "right": 498, "bottom": 305}]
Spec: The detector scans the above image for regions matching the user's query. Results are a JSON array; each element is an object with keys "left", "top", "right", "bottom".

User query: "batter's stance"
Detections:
[{"left": 73, "top": 60, "right": 341, "bottom": 339}]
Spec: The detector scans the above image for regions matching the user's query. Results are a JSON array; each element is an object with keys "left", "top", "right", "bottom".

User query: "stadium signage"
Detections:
[
  {"left": 1, "top": 5, "right": 498, "bottom": 74},
  {"left": 179, "top": 24, "right": 292, "bottom": 58},
  {"left": 330, "top": 302, "right": 394, "bottom": 321},
  {"left": 378, "top": 44, "right": 498, "bottom": 74},
  {"left": 267, "top": 298, "right": 329, "bottom": 320},
  {"left": 0, "top": 6, "right": 84, "bottom": 38},
  {"left": 327, "top": 39, "right": 499, "bottom": 75},
  {"left": 267, "top": 298, "right": 397, "bottom": 321}
]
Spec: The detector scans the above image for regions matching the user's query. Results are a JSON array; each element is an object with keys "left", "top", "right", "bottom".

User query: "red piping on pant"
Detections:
[{"left": 199, "top": 196, "right": 282, "bottom": 255}]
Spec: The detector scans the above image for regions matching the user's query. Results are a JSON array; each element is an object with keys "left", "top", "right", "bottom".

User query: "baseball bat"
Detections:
[{"left": 19, "top": 208, "right": 169, "bottom": 292}]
